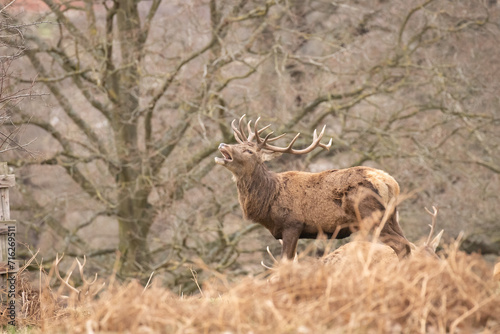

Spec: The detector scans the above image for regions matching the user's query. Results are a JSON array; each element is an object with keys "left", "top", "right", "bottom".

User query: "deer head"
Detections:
[
  {"left": 215, "top": 114, "right": 332, "bottom": 179},
  {"left": 409, "top": 206, "right": 443, "bottom": 258}
]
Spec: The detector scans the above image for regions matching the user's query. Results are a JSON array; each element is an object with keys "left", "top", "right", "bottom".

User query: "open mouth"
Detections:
[
  {"left": 215, "top": 144, "right": 232, "bottom": 165},
  {"left": 220, "top": 147, "right": 232, "bottom": 161}
]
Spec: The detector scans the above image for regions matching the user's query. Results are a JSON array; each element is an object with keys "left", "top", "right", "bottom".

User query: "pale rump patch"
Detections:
[{"left": 364, "top": 169, "right": 400, "bottom": 206}]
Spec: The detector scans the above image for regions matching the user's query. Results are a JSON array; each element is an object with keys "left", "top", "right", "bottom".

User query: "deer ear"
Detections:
[{"left": 261, "top": 151, "right": 282, "bottom": 161}]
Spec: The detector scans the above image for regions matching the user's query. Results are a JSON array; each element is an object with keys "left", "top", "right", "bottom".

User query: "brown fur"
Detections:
[
  {"left": 322, "top": 241, "right": 399, "bottom": 268},
  {"left": 322, "top": 229, "right": 444, "bottom": 268},
  {"left": 216, "top": 140, "right": 411, "bottom": 259}
]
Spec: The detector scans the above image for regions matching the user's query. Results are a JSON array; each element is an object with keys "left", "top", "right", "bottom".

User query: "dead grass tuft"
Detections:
[{"left": 5, "top": 244, "right": 500, "bottom": 333}]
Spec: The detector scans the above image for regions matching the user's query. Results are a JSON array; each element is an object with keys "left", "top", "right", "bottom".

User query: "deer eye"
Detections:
[{"left": 244, "top": 150, "right": 253, "bottom": 154}]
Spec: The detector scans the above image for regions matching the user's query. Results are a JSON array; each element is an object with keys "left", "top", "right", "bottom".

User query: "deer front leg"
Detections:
[{"left": 281, "top": 226, "right": 302, "bottom": 260}]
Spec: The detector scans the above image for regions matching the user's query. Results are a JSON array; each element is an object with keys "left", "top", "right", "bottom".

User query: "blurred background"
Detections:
[{"left": 1, "top": 0, "right": 499, "bottom": 292}]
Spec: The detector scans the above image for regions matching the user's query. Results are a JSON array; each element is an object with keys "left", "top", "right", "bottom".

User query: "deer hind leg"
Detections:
[
  {"left": 379, "top": 210, "right": 411, "bottom": 258},
  {"left": 352, "top": 192, "right": 411, "bottom": 258}
]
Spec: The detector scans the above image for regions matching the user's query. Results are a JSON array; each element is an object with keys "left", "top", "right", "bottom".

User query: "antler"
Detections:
[
  {"left": 231, "top": 114, "right": 333, "bottom": 154},
  {"left": 231, "top": 114, "right": 274, "bottom": 143},
  {"left": 261, "top": 245, "right": 280, "bottom": 270},
  {"left": 54, "top": 254, "right": 81, "bottom": 298},
  {"left": 424, "top": 206, "right": 439, "bottom": 247},
  {"left": 422, "top": 205, "right": 444, "bottom": 256},
  {"left": 54, "top": 254, "right": 104, "bottom": 301},
  {"left": 261, "top": 240, "right": 298, "bottom": 270},
  {"left": 76, "top": 255, "right": 98, "bottom": 286},
  {"left": 231, "top": 115, "right": 248, "bottom": 143}
]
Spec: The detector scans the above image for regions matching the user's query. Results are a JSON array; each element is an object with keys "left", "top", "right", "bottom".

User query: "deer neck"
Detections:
[{"left": 236, "top": 163, "right": 278, "bottom": 222}]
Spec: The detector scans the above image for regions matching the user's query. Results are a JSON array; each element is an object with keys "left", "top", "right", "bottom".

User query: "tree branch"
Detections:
[
  {"left": 25, "top": 50, "right": 110, "bottom": 157},
  {"left": 42, "top": 0, "right": 99, "bottom": 60}
]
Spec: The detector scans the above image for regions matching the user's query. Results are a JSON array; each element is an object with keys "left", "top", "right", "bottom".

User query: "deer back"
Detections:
[{"left": 322, "top": 241, "right": 398, "bottom": 268}]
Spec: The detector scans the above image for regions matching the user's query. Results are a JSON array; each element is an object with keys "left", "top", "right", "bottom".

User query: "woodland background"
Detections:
[{"left": 1, "top": 0, "right": 500, "bottom": 293}]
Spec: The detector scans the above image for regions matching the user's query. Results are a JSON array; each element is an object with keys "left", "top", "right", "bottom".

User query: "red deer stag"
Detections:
[{"left": 215, "top": 115, "right": 411, "bottom": 260}]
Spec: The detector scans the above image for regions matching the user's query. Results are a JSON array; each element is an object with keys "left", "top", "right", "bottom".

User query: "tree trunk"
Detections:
[
  {"left": 113, "top": 0, "right": 151, "bottom": 274},
  {"left": 117, "top": 185, "right": 153, "bottom": 274}
]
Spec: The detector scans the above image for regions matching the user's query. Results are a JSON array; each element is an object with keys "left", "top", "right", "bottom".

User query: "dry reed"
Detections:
[{"left": 3, "top": 243, "right": 500, "bottom": 333}]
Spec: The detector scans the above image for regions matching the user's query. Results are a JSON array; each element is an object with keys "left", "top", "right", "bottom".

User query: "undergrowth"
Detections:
[{"left": 1, "top": 243, "right": 499, "bottom": 333}]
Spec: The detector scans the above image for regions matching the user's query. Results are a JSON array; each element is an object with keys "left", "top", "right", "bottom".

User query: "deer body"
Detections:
[
  {"left": 216, "top": 116, "right": 411, "bottom": 259},
  {"left": 238, "top": 165, "right": 401, "bottom": 238}
]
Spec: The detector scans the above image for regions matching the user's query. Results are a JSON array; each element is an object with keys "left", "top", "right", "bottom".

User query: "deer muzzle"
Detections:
[{"left": 215, "top": 143, "right": 232, "bottom": 165}]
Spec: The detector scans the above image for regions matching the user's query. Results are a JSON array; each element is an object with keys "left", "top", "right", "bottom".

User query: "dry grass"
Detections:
[{"left": 3, "top": 244, "right": 500, "bottom": 333}]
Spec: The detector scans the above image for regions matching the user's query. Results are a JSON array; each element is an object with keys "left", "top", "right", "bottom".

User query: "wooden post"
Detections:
[{"left": 0, "top": 162, "right": 18, "bottom": 325}]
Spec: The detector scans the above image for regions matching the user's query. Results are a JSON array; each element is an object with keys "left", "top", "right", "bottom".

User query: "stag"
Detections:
[{"left": 215, "top": 115, "right": 411, "bottom": 260}]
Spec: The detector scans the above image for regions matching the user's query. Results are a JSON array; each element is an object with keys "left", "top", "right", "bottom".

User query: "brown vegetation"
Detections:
[
  {"left": 1, "top": 1, "right": 499, "bottom": 331},
  {"left": 3, "top": 244, "right": 500, "bottom": 333},
  {"left": 2, "top": 0, "right": 500, "bottom": 294}
]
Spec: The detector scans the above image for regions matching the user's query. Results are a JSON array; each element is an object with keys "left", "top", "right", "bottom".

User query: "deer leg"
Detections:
[{"left": 281, "top": 227, "right": 302, "bottom": 260}]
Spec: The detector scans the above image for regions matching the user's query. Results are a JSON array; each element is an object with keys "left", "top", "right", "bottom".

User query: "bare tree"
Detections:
[
  {"left": 0, "top": 3, "right": 40, "bottom": 155},
  {"left": 2, "top": 0, "right": 499, "bottom": 288}
]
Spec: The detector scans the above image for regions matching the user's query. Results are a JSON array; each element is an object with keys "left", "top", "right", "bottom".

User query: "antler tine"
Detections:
[
  {"left": 282, "top": 132, "right": 301, "bottom": 151},
  {"left": 316, "top": 125, "right": 333, "bottom": 150},
  {"left": 261, "top": 261, "right": 273, "bottom": 270},
  {"left": 252, "top": 117, "right": 270, "bottom": 144},
  {"left": 54, "top": 254, "right": 81, "bottom": 296},
  {"left": 266, "top": 245, "right": 279, "bottom": 264},
  {"left": 254, "top": 117, "right": 272, "bottom": 135},
  {"left": 261, "top": 245, "right": 279, "bottom": 270},
  {"left": 246, "top": 120, "right": 254, "bottom": 141},
  {"left": 248, "top": 119, "right": 272, "bottom": 142},
  {"left": 265, "top": 133, "right": 287, "bottom": 143},
  {"left": 424, "top": 206, "right": 439, "bottom": 246},
  {"left": 76, "top": 255, "right": 98, "bottom": 286},
  {"left": 231, "top": 119, "right": 245, "bottom": 144},
  {"left": 238, "top": 114, "right": 248, "bottom": 141},
  {"left": 253, "top": 117, "right": 292, "bottom": 147},
  {"left": 320, "top": 138, "right": 333, "bottom": 150},
  {"left": 259, "top": 131, "right": 275, "bottom": 146}
]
